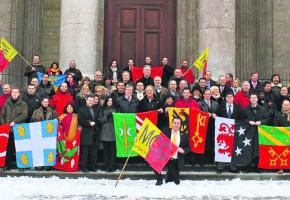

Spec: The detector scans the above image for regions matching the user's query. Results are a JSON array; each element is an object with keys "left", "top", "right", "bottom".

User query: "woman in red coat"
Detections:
[{"left": 49, "top": 82, "right": 74, "bottom": 116}]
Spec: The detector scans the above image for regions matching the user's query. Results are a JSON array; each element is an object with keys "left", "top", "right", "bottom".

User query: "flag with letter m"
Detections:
[{"left": 13, "top": 120, "right": 58, "bottom": 168}]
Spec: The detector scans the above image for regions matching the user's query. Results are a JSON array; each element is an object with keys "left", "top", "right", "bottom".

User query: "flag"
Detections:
[
  {"left": 13, "top": 120, "right": 58, "bottom": 168},
  {"left": 193, "top": 48, "right": 208, "bottom": 76},
  {"left": 113, "top": 111, "right": 158, "bottom": 157},
  {"left": 132, "top": 118, "right": 178, "bottom": 173},
  {"left": 53, "top": 126, "right": 80, "bottom": 172},
  {"left": 37, "top": 72, "right": 67, "bottom": 91},
  {"left": 131, "top": 66, "right": 163, "bottom": 83},
  {"left": 113, "top": 113, "right": 138, "bottom": 157},
  {"left": 189, "top": 108, "right": 209, "bottom": 153},
  {"left": 0, "top": 38, "right": 18, "bottom": 72},
  {"left": 136, "top": 111, "right": 158, "bottom": 132},
  {"left": 214, "top": 117, "right": 235, "bottom": 163},
  {"left": 168, "top": 107, "right": 189, "bottom": 134},
  {"left": 258, "top": 125, "right": 290, "bottom": 169},
  {"left": 231, "top": 122, "right": 256, "bottom": 164},
  {"left": 0, "top": 124, "right": 10, "bottom": 167}
]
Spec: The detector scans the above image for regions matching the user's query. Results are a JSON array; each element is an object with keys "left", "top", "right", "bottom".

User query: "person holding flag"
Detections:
[
  {"left": 155, "top": 117, "right": 190, "bottom": 185},
  {"left": 24, "top": 55, "right": 46, "bottom": 85}
]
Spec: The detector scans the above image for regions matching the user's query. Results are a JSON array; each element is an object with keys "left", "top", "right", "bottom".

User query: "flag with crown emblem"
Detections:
[{"left": 13, "top": 120, "right": 58, "bottom": 168}]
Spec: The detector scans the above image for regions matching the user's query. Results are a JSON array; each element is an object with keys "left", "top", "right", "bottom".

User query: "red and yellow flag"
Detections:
[
  {"left": 189, "top": 108, "right": 209, "bottom": 153},
  {"left": 193, "top": 48, "right": 208, "bottom": 76},
  {"left": 132, "top": 118, "right": 178, "bottom": 173},
  {"left": 0, "top": 38, "right": 18, "bottom": 72}
]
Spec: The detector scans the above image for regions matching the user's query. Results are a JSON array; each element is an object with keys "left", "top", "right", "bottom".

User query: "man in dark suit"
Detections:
[
  {"left": 249, "top": 72, "right": 263, "bottom": 94},
  {"left": 204, "top": 71, "right": 217, "bottom": 88},
  {"left": 199, "top": 89, "right": 219, "bottom": 164},
  {"left": 155, "top": 117, "right": 190, "bottom": 185},
  {"left": 215, "top": 91, "right": 243, "bottom": 174},
  {"left": 77, "top": 95, "right": 99, "bottom": 172},
  {"left": 217, "top": 75, "right": 233, "bottom": 99}
]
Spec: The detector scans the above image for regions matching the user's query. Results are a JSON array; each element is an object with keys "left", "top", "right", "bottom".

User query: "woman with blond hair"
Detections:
[
  {"left": 210, "top": 86, "right": 224, "bottom": 105},
  {"left": 75, "top": 84, "right": 92, "bottom": 111},
  {"left": 231, "top": 78, "right": 241, "bottom": 95},
  {"left": 94, "top": 85, "right": 108, "bottom": 105}
]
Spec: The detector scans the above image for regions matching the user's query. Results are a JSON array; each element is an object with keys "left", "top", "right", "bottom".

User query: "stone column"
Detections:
[
  {"left": 59, "top": 0, "right": 99, "bottom": 77},
  {"left": 176, "top": 0, "right": 199, "bottom": 76},
  {"left": 199, "top": 0, "right": 235, "bottom": 79}
]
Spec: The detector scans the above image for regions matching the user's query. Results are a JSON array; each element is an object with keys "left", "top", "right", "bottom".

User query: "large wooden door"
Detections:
[{"left": 104, "top": 0, "right": 176, "bottom": 69}]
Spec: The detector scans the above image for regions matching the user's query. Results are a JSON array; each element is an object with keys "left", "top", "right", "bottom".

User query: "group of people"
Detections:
[{"left": 0, "top": 55, "right": 290, "bottom": 185}]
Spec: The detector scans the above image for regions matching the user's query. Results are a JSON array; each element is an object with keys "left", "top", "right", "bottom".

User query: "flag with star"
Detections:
[
  {"left": 231, "top": 122, "right": 256, "bottom": 164},
  {"left": 258, "top": 125, "right": 290, "bottom": 169}
]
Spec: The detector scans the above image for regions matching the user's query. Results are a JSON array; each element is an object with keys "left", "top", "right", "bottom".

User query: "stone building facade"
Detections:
[{"left": 0, "top": 0, "right": 289, "bottom": 88}]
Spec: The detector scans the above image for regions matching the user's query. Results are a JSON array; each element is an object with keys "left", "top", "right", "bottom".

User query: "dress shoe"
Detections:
[
  {"left": 155, "top": 180, "right": 163, "bottom": 186},
  {"left": 174, "top": 180, "right": 180, "bottom": 185},
  {"left": 230, "top": 169, "right": 239, "bottom": 174},
  {"left": 81, "top": 168, "right": 88, "bottom": 173},
  {"left": 216, "top": 169, "right": 222, "bottom": 174},
  {"left": 165, "top": 178, "right": 173, "bottom": 183},
  {"left": 89, "top": 168, "right": 97, "bottom": 172}
]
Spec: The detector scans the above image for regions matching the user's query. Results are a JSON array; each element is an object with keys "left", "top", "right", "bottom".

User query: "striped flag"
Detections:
[
  {"left": 0, "top": 38, "right": 18, "bottom": 72},
  {"left": 258, "top": 125, "right": 290, "bottom": 169}
]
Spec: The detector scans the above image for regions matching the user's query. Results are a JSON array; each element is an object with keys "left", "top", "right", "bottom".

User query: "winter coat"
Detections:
[
  {"left": 49, "top": 90, "right": 74, "bottom": 116},
  {"left": 64, "top": 68, "right": 83, "bottom": 84},
  {"left": 175, "top": 97, "right": 200, "bottom": 110},
  {"left": 21, "top": 92, "right": 41, "bottom": 122},
  {"left": 0, "top": 97, "right": 28, "bottom": 124},
  {"left": 77, "top": 105, "right": 99, "bottom": 145},
  {"left": 38, "top": 81, "right": 55, "bottom": 98},
  {"left": 138, "top": 96, "right": 162, "bottom": 112},
  {"left": 24, "top": 64, "right": 46, "bottom": 84},
  {"left": 234, "top": 91, "right": 250, "bottom": 109},
  {"left": 99, "top": 106, "right": 116, "bottom": 142},
  {"left": 31, "top": 106, "right": 58, "bottom": 122},
  {"left": 116, "top": 95, "right": 139, "bottom": 113}
]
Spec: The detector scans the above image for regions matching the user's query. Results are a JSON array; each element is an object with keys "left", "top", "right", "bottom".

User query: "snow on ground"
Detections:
[{"left": 0, "top": 176, "right": 290, "bottom": 199}]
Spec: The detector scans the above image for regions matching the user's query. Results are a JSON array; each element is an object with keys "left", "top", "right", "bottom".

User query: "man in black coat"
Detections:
[
  {"left": 249, "top": 72, "right": 263, "bottom": 94},
  {"left": 243, "top": 93, "right": 270, "bottom": 172},
  {"left": 160, "top": 57, "right": 174, "bottom": 88},
  {"left": 155, "top": 117, "right": 190, "bottom": 185},
  {"left": 136, "top": 65, "right": 154, "bottom": 87},
  {"left": 21, "top": 84, "right": 41, "bottom": 122},
  {"left": 77, "top": 95, "right": 99, "bottom": 172},
  {"left": 199, "top": 89, "right": 219, "bottom": 164},
  {"left": 215, "top": 91, "right": 243, "bottom": 174},
  {"left": 217, "top": 75, "right": 233, "bottom": 98},
  {"left": 116, "top": 84, "right": 139, "bottom": 113},
  {"left": 64, "top": 60, "right": 83, "bottom": 85},
  {"left": 24, "top": 55, "right": 46, "bottom": 85}
]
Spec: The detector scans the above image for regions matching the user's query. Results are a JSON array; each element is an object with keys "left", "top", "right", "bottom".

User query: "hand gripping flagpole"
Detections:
[{"left": 115, "top": 146, "right": 134, "bottom": 188}]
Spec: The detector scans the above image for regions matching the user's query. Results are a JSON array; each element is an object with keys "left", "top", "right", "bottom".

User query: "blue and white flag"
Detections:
[{"left": 13, "top": 120, "right": 58, "bottom": 168}]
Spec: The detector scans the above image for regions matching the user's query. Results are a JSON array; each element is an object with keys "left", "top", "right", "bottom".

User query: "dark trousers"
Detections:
[
  {"left": 166, "top": 159, "right": 179, "bottom": 182},
  {"left": 216, "top": 162, "right": 237, "bottom": 171},
  {"left": 80, "top": 145, "right": 98, "bottom": 169},
  {"left": 154, "top": 159, "right": 180, "bottom": 182},
  {"left": 102, "top": 141, "right": 116, "bottom": 170},
  {"left": 5, "top": 132, "right": 16, "bottom": 169}
]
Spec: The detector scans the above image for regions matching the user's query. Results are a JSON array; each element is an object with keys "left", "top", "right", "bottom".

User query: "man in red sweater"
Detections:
[
  {"left": 0, "top": 84, "right": 11, "bottom": 113},
  {"left": 175, "top": 88, "right": 200, "bottom": 110},
  {"left": 234, "top": 81, "right": 250, "bottom": 109}
]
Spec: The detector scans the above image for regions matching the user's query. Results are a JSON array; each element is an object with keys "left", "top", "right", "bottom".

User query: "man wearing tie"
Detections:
[
  {"left": 155, "top": 117, "right": 190, "bottom": 185},
  {"left": 215, "top": 92, "right": 243, "bottom": 174}
]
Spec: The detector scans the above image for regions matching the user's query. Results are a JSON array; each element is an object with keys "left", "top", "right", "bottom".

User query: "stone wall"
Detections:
[
  {"left": 39, "top": 0, "right": 61, "bottom": 69},
  {"left": 273, "top": 0, "right": 290, "bottom": 84}
]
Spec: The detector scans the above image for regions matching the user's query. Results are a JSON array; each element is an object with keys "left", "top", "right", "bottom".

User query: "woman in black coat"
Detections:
[
  {"left": 77, "top": 95, "right": 99, "bottom": 172},
  {"left": 99, "top": 96, "right": 117, "bottom": 172}
]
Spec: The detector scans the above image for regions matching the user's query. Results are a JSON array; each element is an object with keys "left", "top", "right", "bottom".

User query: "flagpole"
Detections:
[
  {"left": 115, "top": 147, "right": 133, "bottom": 188},
  {"left": 16, "top": 53, "right": 33, "bottom": 68}
]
